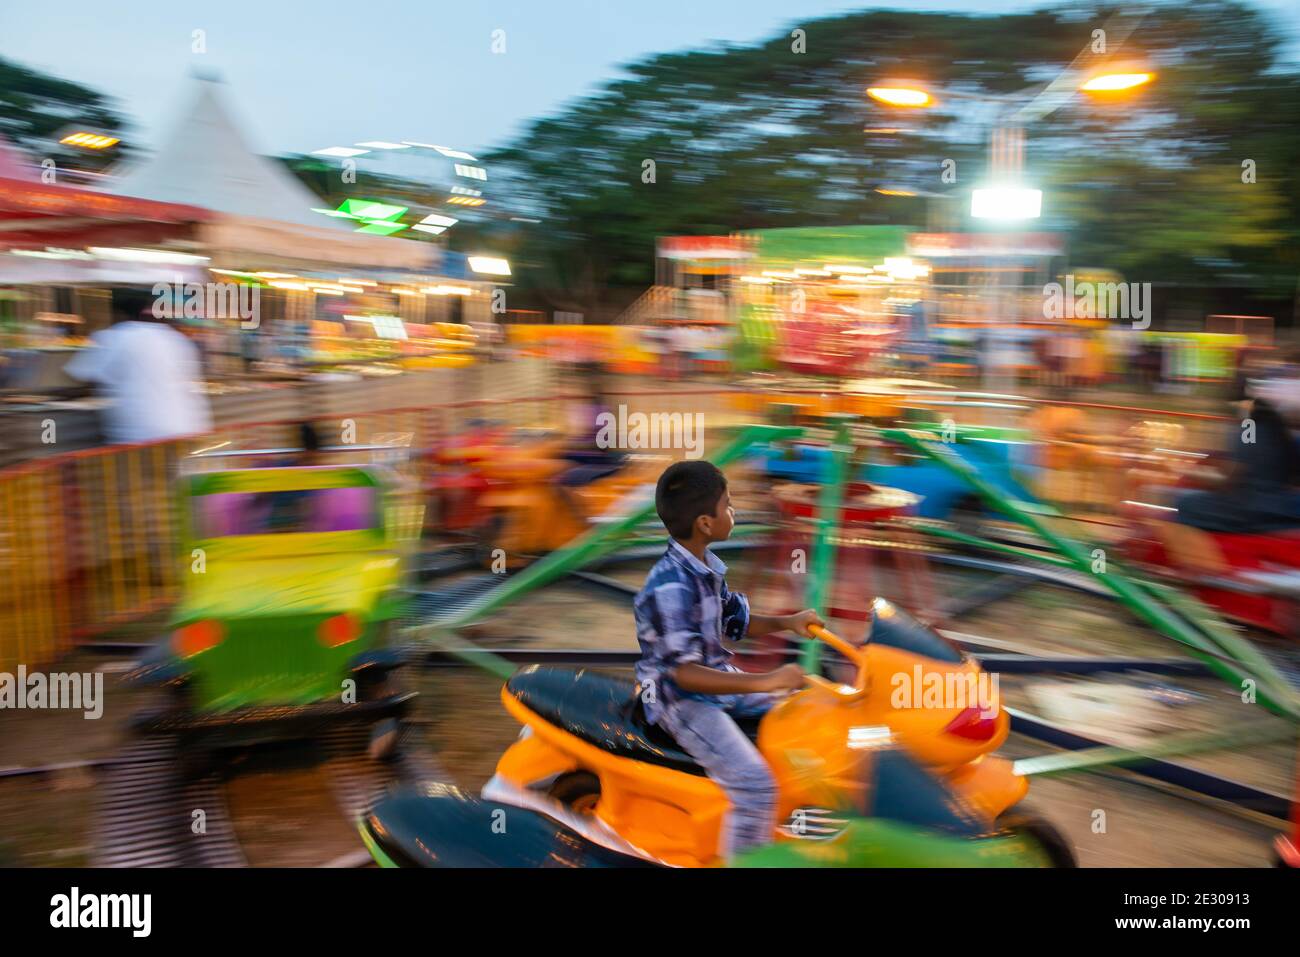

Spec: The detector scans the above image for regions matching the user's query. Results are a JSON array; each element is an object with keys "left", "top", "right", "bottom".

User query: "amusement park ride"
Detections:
[
  {"left": 67, "top": 386, "right": 1299, "bottom": 869},
  {"left": 354, "top": 414, "right": 1300, "bottom": 868}
]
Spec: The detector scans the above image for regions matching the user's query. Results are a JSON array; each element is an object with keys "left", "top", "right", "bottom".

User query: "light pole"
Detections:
[
  {"left": 866, "top": 70, "right": 1153, "bottom": 391},
  {"left": 866, "top": 69, "right": 1153, "bottom": 213}
]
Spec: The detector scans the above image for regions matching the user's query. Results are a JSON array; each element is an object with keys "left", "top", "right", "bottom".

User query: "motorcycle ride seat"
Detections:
[{"left": 506, "top": 666, "right": 761, "bottom": 776}]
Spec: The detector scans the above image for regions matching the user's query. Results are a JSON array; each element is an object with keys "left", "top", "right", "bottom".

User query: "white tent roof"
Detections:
[{"left": 108, "top": 76, "right": 435, "bottom": 270}]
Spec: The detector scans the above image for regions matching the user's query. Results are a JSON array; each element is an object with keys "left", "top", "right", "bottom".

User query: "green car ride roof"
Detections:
[{"left": 186, "top": 466, "right": 382, "bottom": 497}]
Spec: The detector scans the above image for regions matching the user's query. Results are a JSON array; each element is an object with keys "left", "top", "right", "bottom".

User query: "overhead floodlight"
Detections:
[
  {"left": 419, "top": 213, "right": 459, "bottom": 228},
  {"left": 866, "top": 86, "right": 932, "bottom": 107},
  {"left": 411, "top": 224, "right": 446, "bottom": 235},
  {"left": 337, "top": 199, "right": 407, "bottom": 221},
  {"left": 432, "top": 145, "right": 477, "bottom": 160},
  {"left": 315, "top": 199, "right": 411, "bottom": 233},
  {"left": 355, "top": 141, "right": 410, "bottom": 150},
  {"left": 59, "top": 131, "right": 120, "bottom": 150},
  {"left": 12, "top": 247, "right": 95, "bottom": 260},
  {"left": 313, "top": 146, "right": 370, "bottom": 157},
  {"left": 454, "top": 164, "right": 488, "bottom": 180},
  {"left": 1080, "top": 72, "right": 1153, "bottom": 93},
  {"left": 88, "top": 247, "right": 209, "bottom": 265},
  {"left": 467, "top": 256, "right": 511, "bottom": 276},
  {"left": 970, "top": 187, "right": 1042, "bottom": 220},
  {"left": 450, "top": 186, "right": 482, "bottom": 196}
]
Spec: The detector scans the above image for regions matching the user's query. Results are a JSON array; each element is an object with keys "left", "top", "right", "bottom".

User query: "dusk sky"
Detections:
[{"left": 3, "top": 0, "right": 1297, "bottom": 162}]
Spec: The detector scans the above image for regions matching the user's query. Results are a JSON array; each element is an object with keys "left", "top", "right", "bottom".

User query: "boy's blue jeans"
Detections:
[{"left": 657, "top": 692, "right": 777, "bottom": 861}]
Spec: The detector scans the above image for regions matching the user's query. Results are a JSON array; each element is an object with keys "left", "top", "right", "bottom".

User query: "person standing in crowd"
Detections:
[{"left": 64, "top": 286, "right": 213, "bottom": 444}]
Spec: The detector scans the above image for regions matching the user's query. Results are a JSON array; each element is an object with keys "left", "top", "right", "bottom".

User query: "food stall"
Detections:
[{"left": 0, "top": 78, "right": 508, "bottom": 464}]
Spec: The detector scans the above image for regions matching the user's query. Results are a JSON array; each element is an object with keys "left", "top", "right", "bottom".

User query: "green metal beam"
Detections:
[
  {"left": 1013, "top": 719, "right": 1296, "bottom": 777},
  {"left": 882, "top": 427, "right": 1300, "bottom": 723},
  {"left": 800, "top": 420, "right": 851, "bottom": 673}
]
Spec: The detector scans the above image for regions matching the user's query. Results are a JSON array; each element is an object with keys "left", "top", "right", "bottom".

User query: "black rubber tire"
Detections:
[
  {"left": 547, "top": 771, "right": 601, "bottom": 813},
  {"left": 1000, "top": 813, "right": 1078, "bottom": 868}
]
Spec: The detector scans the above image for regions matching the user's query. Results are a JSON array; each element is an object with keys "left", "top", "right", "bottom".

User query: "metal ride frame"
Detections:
[
  {"left": 5, "top": 382, "right": 1295, "bottom": 863},
  {"left": 401, "top": 415, "right": 1300, "bottom": 864},
  {"left": 880, "top": 425, "right": 1300, "bottom": 861}
]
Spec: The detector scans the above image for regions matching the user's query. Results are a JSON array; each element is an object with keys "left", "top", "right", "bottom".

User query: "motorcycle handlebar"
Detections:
[{"left": 805, "top": 623, "right": 870, "bottom": 694}]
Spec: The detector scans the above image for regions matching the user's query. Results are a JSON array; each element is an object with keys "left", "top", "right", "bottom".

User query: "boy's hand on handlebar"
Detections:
[
  {"left": 785, "top": 609, "right": 825, "bottom": 638},
  {"left": 763, "top": 663, "right": 805, "bottom": 693}
]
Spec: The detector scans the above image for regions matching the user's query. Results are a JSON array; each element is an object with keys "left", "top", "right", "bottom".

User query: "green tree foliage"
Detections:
[
  {"left": 484, "top": 1, "right": 1300, "bottom": 308},
  {"left": 0, "top": 56, "right": 129, "bottom": 168}
]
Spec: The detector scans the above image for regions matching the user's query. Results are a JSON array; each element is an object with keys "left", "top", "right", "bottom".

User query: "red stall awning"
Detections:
[{"left": 0, "top": 176, "right": 210, "bottom": 251}]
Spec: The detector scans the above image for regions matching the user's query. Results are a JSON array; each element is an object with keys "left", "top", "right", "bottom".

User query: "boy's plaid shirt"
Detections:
[{"left": 633, "top": 539, "right": 751, "bottom": 723}]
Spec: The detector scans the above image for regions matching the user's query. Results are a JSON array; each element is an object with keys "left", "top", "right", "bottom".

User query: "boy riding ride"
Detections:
[{"left": 634, "top": 460, "right": 821, "bottom": 860}]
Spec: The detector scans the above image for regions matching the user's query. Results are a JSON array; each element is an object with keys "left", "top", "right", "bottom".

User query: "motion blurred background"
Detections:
[{"left": 1, "top": 1, "right": 1299, "bottom": 869}]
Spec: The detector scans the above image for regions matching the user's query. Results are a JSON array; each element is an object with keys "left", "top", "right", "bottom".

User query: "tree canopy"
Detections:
[
  {"left": 481, "top": 1, "right": 1300, "bottom": 311},
  {"left": 0, "top": 56, "right": 130, "bottom": 170}
]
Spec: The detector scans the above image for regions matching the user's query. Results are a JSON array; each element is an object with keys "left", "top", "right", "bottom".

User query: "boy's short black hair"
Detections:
[{"left": 655, "top": 460, "right": 727, "bottom": 540}]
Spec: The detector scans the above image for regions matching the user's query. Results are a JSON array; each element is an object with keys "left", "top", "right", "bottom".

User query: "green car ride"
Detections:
[{"left": 133, "top": 460, "right": 415, "bottom": 748}]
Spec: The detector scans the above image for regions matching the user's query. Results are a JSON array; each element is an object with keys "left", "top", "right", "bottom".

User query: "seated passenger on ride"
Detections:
[
  {"left": 559, "top": 360, "right": 625, "bottom": 487},
  {"left": 1174, "top": 377, "right": 1300, "bottom": 535},
  {"left": 634, "top": 461, "right": 821, "bottom": 861}
]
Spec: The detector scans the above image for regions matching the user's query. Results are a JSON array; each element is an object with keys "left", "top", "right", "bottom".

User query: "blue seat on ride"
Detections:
[{"left": 505, "top": 666, "right": 761, "bottom": 776}]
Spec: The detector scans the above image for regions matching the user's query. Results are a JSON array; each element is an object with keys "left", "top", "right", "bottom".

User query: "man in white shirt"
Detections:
[{"left": 65, "top": 288, "right": 213, "bottom": 444}]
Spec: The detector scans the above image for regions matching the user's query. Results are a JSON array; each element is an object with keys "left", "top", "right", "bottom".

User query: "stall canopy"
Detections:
[
  {"left": 741, "top": 225, "right": 913, "bottom": 269},
  {"left": 0, "top": 134, "right": 209, "bottom": 253},
  {"left": 108, "top": 76, "right": 437, "bottom": 272}
]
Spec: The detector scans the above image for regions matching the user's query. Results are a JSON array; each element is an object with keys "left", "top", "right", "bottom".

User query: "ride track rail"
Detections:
[
  {"left": 90, "top": 733, "right": 244, "bottom": 868},
  {"left": 80, "top": 716, "right": 447, "bottom": 869}
]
